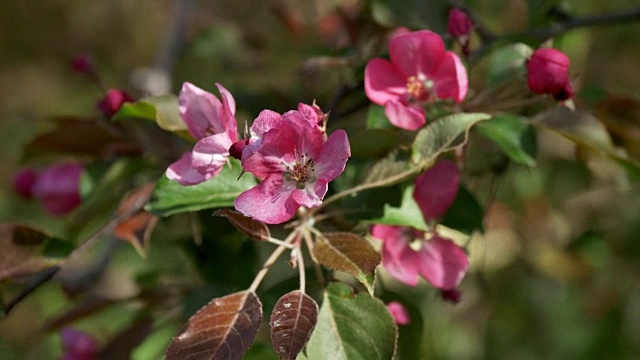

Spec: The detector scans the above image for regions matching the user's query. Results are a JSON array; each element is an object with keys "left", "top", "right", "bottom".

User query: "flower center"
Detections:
[
  {"left": 283, "top": 150, "right": 317, "bottom": 189},
  {"left": 406, "top": 75, "right": 434, "bottom": 102}
]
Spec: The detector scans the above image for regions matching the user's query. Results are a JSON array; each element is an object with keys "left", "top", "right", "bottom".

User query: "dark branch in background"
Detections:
[{"left": 447, "top": 1, "right": 640, "bottom": 63}]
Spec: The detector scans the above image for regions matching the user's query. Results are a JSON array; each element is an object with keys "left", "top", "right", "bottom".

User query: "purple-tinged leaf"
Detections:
[
  {"left": 213, "top": 209, "right": 271, "bottom": 241},
  {"left": 312, "top": 232, "right": 381, "bottom": 295},
  {"left": 165, "top": 291, "right": 262, "bottom": 360},
  {"left": 270, "top": 290, "right": 318, "bottom": 360}
]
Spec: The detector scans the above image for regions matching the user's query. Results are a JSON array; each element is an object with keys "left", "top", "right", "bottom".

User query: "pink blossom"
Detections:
[
  {"left": 166, "top": 82, "right": 238, "bottom": 185},
  {"left": 234, "top": 110, "right": 350, "bottom": 224},
  {"left": 97, "top": 89, "right": 134, "bottom": 118},
  {"left": 13, "top": 167, "right": 39, "bottom": 199},
  {"left": 371, "top": 224, "right": 469, "bottom": 289},
  {"left": 71, "top": 54, "right": 94, "bottom": 75},
  {"left": 447, "top": 8, "right": 473, "bottom": 55},
  {"left": 527, "top": 48, "right": 574, "bottom": 101},
  {"left": 440, "top": 288, "right": 462, "bottom": 304},
  {"left": 32, "top": 163, "right": 84, "bottom": 216},
  {"left": 364, "top": 30, "right": 468, "bottom": 130},
  {"left": 386, "top": 301, "right": 410, "bottom": 325},
  {"left": 60, "top": 328, "right": 98, "bottom": 360},
  {"left": 413, "top": 160, "right": 460, "bottom": 222}
]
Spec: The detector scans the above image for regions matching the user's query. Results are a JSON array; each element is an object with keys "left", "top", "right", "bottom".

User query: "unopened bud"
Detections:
[
  {"left": 97, "top": 89, "right": 134, "bottom": 118},
  {"left": 527, "top": 48, "right": 574, "bottom": 101},
  {"left": 447, "top": 8, "right": 473, "bottom": 54}
]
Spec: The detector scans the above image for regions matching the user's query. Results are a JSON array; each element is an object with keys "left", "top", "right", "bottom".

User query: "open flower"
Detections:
[
  {"left": 166, "top": 82, "right": 237, "bottom": 185},
  {"left": 234, "top": 110, "right": 350, "bottom": 224},
  {"left": 364, "top": 30, "right": 468, "bottom": 130},
  {"left": 371, "top": 224, "right": 469, "bottom": 290},
  {"left": 527, "top": 48, "right": 574, "bottom": 101}
]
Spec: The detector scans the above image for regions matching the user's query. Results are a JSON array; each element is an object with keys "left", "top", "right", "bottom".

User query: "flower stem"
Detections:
[{"left": 248, "top": 231, "right": 298, "bottom": 293}]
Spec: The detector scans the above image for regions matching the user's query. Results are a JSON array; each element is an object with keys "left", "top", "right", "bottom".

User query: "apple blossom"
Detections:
[
  {"left": 527, "top": 48, "right": 574, "bottom": 101},
  {"left": 31, "top": 163, "right": 84, "bottom": 216},
  {"left": 61, "top": 328, "right": 99, "bottom": 360},
  {"left": 97, "top": 89, "right": 134, "bottom": 118},
  {"left": 364, "top": 30, "right": 468, "bottom": 130},
  {"left": 234, "top": 110, "right": 350, "bottom": 224},
  {"left": 371, "top": 224, "right": 469, "bottom": 290},
  {"left": 166, "top": 82, "right": 238, "bottom": 185},
  {"left": 13, "top": 167, "right": 39, "bottom": 199}
]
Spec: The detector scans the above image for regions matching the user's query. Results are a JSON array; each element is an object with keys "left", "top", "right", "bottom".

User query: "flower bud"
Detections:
[
  {"left": 70, "top": 54, "right": 94, "bottom": 75},
  {"left": 447, "top": 8, "right": 473, "bottom": 54},
  {"left": 32, "top": 163, "right": 84, "bottom": 216},
  {"left": 527, "top": 48, "right": 574, "bottom": 101},
  {"left": 13, "top": 168, "right": 39, "bottom": 199},
  {"left": 61, "top": 327, "right": 98, "bottom": 360},
  {"left": 386, "top": 301, "right": 410, "bottom": 325},
  {"left": 97, "top": 89, "right": 134, "bottom": 118},
  {"left": 440, "top": 288, "right": 462, "bottom": 304},
  {"left": 229, "top": 138, "right": 249, "bottom": 160}
]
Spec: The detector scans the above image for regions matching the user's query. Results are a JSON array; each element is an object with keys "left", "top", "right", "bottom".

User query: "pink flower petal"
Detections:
[
  {"left": 313, "top": 129, "right": 351, "bottom": 182},
  {"left": 417, "top": 236, "right": 469, "bottom": 289},
  {"left": 434, "top": 52, "right": 468, "bottom": 103},
  {"left": 166, "top": 152, "right": 212, "bottom": 185},
  {"left": 297, "top": 103, "right": 324, "bottom": 127},
  {"left": 384, "top": 100, "right": 426, "bottom": 130},
  {"left": 249, "top": 109, "right": 283, "bottom": 139},
  {"left": 292, "top": 178, "right": 327, "bottom": 209},
  {"left": 215, "top": 83, "right": 238, "bottom": 141},
  {"left": 14, "top": 167, "right": 39, "bottom": 199},
  {"left": 364, "top": 58, "right": 407, "bottom": 106},
  {"left": 234, "top": 174, "right": 299, "bottom": 224},
  {"left": 371, "top": 224, "right": 422, "bottom": 286},
  {"left": 389, "top": 30, "right": 445, "bottom": 78},
  {"left": 190, "top": 132, "right": 234, "bottom": 173},
  {"left": 386, "top": 301, "right": 410, "bottom": 325},
  {"left": 179, "top": 82, "right": 225, "bottom": 140},
  {"left": 413, "top": 160, "right": 460, "bottom": 221}
]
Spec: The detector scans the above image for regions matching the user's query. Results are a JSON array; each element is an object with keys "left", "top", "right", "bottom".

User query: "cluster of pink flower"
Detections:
[
  {"left": 14, "top": 163, "right": 84, "bottom": 216},
  {"left": 165, "top": 82, "right": 351, "bottom": 224}
]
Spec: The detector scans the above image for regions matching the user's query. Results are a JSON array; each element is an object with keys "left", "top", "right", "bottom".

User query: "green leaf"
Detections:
[
  {"left": 441, "top": 185, "right": 484, "bottom": 234},
  {"left": 487, "top": 43, "right": 533, "bottom": 87},
  {"left": 312, "top": 233, "right": 381, "bottom": 295},
  {"left": 363, "top": 151, "right": 410, "bottom": 184},
  {"left": 113, "top": 95, "right": 189, "bottom": 134},
  {"left": 411, "top": 113, "right": 491, "bottom": 168},
  {"left": 369, "top": 185, "right": 427, "bottom": 230},
  {"left": 366, "top": 104, "right": 393, "bottom": 130},
  {"left": 305, "top": 283, "right": 397, "bottom": 360},
  {"left": 476, "top": 115, "right": 537, "bottom": 166},
  {"left": 146, "top": 158, "right": 257, "bottom": 216}
]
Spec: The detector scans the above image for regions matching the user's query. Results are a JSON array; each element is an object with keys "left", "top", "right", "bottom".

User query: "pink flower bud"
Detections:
[
  {"left": 229, "top": 138, "right": 249, "bottom": 160},
  {"left": 32, "top": 163, "right": 84, "bottom": 216},
  {"left": 13, "top": 168, "right": 39, "bottom": 199},
  {"left": 386, "top": 301, "right": 410, "bottom": 325},
  {"left": 447, "top": 8, "right": 473, "bottom": 38},
  {"left": 61, "top": 328, "right": 99, "bottom": 360},
  {"left": 527, "top": 48, "right": 574, "bottom": 101},
  {"left": 97, "top": 89, "right": 134, "bottom": 118},
  {"left": 70, "top": 54, "right": 94, "bottom": 74}
]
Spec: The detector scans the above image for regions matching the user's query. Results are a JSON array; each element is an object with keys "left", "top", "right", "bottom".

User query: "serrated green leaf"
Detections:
[
  {"left": 477, "top": 115, "right": 537, "bottom": 166},
  {"left": 146, "top": 158, "right": 257, "bottom": 216},
  {"left": 305, "top": 283, "right": 397, "bottom": 360},
  {"left": 487, "top": 43, "right": 533, "bottom": 86},
  {"left": 411, "top": 113, "right": 491, "bottom": 168},
  {"left": 369, "top": 186, "right": 427, "bottom": 230},
  {"left": 312, "top": 233, "right": 380, "bottom": 295},
  {"left": 364, "top": 151, "right": 409, "bottom": 184}
]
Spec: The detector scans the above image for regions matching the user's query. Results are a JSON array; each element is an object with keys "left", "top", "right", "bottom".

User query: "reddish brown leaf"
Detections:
[
  {"left": 113, "top": 184, "right": 157, "bottom": 256},
  {"left": 312, "top": 232, "right": 381, "bottom": 295},
  {"left": 270, "top": 290, "right": 318, "bottom": 360},
  {"left": 165, "top": 291, "right": 263, "bottom": 360},
  {"left": 213, "top": 209, "right": 270, "bottom": 242}
]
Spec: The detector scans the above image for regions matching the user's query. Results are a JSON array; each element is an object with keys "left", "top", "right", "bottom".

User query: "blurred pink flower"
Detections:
[
  {"left": 447, "top": 8, "right": 473, "bottom": 55},
  {"left": 32, "top": 163, "right": 84, "bottom": 216},
  {"left": 372, "top": 225, "right": 469, "bottom": 289},
  {"left": 234, "top": 110, "right": 350, "bottom": 224},
  {"left": 413, "top": 160, "right": 460, "bottom": 222},
  {"left": 386, "top": 301, "right": 410, "bottom": 325},
  {"left": 60, "top": 328, "right": 98, "bottom": 360},
  {"left": 440, "top": 288, "right": 462, "bottom": 304},
  {"left": 97, "top": 89, "right": 134, "bottom": 118},
  {"left": 364, "top": 30, "right": 468, "bottom": 130},
  {"left": 70, "top": 54, "right": 94, "bottom": 74},
  {"left": 13, "top": 167, "right": 39, "bottom": 199},
  {"left": 527, "top": 48, "right": 574, "bottom": 101},
  {"left": 166, "top": 82, "right": 238, "bottom": 185}
]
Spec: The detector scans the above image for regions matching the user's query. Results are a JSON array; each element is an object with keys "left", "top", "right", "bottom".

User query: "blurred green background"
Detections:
[{"left": 1, "top": 0, "right": 640, "bottom": 359}]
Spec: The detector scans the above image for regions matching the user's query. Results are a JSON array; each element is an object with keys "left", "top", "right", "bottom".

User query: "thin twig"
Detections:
[
  {"left": 297, "top": 243, "right": 306, "bottom": 293},
  {"left": 248, "top": 231, "right": 299, "bottom": 293}
]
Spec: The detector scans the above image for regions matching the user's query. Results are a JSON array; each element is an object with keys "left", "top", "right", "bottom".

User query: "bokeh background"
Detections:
[{"left": 1, "top": 0, "right": 640, "bottom": 359}]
